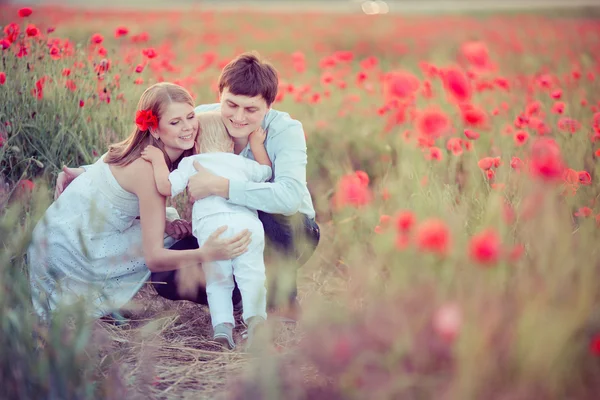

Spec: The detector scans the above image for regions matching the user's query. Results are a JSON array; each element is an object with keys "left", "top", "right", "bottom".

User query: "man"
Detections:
[
  {"left": 183, "top": 52, "right": 320, "bottom": 319},
  {"left": 56, "top": 52, "right": 319, "bottom": 321}
]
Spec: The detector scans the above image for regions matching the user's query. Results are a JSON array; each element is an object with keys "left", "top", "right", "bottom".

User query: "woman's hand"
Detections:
[
  {"left": 54, "top": 166, "right": 85, "bottom": 200},
  {"left": 165, "top": 219, "right": 192, "bottom": 240},
  {"left": 200, "top": 226, "right": 252, "bottom": 261}
]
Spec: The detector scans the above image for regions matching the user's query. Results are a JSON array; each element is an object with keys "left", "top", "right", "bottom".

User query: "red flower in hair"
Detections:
[{"left": 135, "top": 109, "right": 158, "bottom": 131}]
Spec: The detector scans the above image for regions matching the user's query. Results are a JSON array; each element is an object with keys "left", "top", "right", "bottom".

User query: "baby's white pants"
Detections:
[{"left": 194, "top": 212, "right": 267, "bottom": 327}]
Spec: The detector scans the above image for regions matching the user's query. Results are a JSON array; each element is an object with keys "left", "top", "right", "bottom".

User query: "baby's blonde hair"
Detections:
[{"left": 196, "top": 111, "right": 234, "bottom": 154}]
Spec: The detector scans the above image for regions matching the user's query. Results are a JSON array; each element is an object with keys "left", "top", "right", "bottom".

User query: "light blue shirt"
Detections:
[{"left": 195, "top": 104, "right": 316, "bottom": 219}]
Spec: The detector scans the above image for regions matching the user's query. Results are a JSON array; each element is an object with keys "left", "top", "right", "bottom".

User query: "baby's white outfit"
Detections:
[{"left": 169, "top": 153, "right": 272, "bottom": 327}]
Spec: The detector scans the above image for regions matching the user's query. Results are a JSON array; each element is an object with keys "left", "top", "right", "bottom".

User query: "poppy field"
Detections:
[{"left": 1, "top": 3, "right": 600, "bottom": 399}]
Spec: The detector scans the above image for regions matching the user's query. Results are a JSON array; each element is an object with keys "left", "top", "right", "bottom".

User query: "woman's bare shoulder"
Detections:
[{"left": 112, "top": 158, "right": 156, "bottom": 194}]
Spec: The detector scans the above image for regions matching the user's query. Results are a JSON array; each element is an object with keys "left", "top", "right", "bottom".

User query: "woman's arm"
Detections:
[
  {"left": 128, "top": 160, "right": 251, "bottom": 272},
  {"left": 54, "top": 166, "right": 85, "bottom": 199}
]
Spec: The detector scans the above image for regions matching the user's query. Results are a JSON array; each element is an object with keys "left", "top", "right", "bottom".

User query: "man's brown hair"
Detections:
[{"left": 218, "top": 52, "right": 278, "bottom": 106}]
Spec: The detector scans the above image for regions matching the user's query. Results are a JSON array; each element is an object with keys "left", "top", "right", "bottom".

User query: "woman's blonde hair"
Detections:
[
  {"left": 104, "top": 82, "right": 195, "bottom": 170},
  {"left": 196, "top": 111, "right": 234, "bottom": 154}
]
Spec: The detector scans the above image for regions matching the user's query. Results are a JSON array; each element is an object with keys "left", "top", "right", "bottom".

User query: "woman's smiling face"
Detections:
[{"left": 156, "top": 102, "right": 199, "bottom": 159}]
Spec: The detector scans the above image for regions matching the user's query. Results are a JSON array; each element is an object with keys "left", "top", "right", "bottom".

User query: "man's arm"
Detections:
[
  {"left": 243, "top": 158, "right": 272, "bottom": 183},
  {"left": 227, "top": 121, "right": 307, "bottom": 215}
]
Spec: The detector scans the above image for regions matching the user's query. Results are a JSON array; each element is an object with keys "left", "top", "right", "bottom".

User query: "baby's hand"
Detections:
[
  {"left": 249, "top": 127, "right": 267, "bottom": 147},
  {"left": 141, "top": 145, "right": 163, "bottom": 163}
]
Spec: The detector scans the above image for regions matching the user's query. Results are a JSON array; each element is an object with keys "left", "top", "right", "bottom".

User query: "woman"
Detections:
[{"left": 28, "top": 82, "right": 251, "bottom": 320}]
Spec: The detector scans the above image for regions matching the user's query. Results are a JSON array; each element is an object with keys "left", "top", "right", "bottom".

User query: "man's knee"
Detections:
[{"left": 258, "top": 212, "right": 320, "bottom": 265}]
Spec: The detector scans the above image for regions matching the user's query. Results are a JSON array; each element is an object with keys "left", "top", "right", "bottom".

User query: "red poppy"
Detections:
[
  {"left": 514, "top": 130, "right": 529, "bottom": 146},
  {"left": 3, "top": 23, "right": 20, "bottom": 44},
  {"left": 31, "top": 77, "right": 47, "bottom": 100},
  {"left": 65, "top": 80, "right": 77, "bottom": 92},
  {"left": 529, "top": 138, "right": 565, "bottom": 181},
  {"left": 589, "top": 334, "right": 600, "bottom": 356},
  {"left": 48, "top": 45, "right": 61, "bottom": 60},
  {"left": 395, "top": 210, "right": 416, "bottom": 234},
  {"left": 115, "top": 27, "right": 129, "bottom": 38},
  {"left": 574, "top": 207, "right": 593, "bottom": 217},
  {"left": 334, "top": 50, "right": 354, "bottom": 63},
  {"left": 18, "top": 7, "right": 33, "bottom": 17},
  {"left": 90, "top": 33, "right": 104, "bottom": 45},
  {"left": 333, "top": 171, "right": 373, "bottom": 209},
  {"left": 142, "top": 48, "right": 157, "bottom": 59},
  {"left": 469, "top": 228, "right": 501, "bottom": 266},
  {"left": 557, "top": 117, "right": 581, "bottom": 134},
  {"left": 442, "top": 66, "right": 471, "bottom": 103},
  {"left": 464, "top": 129, "right": 479, "bottom": 140},
  {"left": 578, "top": 171, "right": 592, "bottom": 185},
  {"left": 551, "top": 101, "right": 565, "bottom": 114},
  {"left": 593, "top": 112, "right": 600, "bottom": 132},
  {"left": 26, "top": 24, "right": 40, "bottom": 37},
  {"left": 550, "top": 89, "right": 562, "bottom": 99},
  {"left": 17, "top": 180, "right": 35, "bottom": 196},
  {"left": 446, "top": 137, "right": 463, "bottom": 156},
  {"left": 460, "top": 41, "right": 491, "bottom": 70},
  {"left": 415, "top": 218, "right": 451, "bottom": 256},
  {"left": 135, "top": 109, "right": 159, "bottom": 131},
  {"left": 460, "top": 103, "right": 488, "bottom": 128},
  {"left": 0, "top": 72, "right": 5, "bottom": 85},
  {"left": 383, "top": 70, "right": 420, "bottom": 100},
  {"left": 416, "top": 107, "right": 450, "bottom": 139},
  {"left": 426, "top": 146, "right": 444, "bottom": 162},
  {"left": 360, "top": 55, "right": 378, "bottom": 70},
  {"left": 477, "top": 157, "right": 495, "bottom": 170},
  {"left": 510, "top": 156, "right": 523, "bottom": 170}
]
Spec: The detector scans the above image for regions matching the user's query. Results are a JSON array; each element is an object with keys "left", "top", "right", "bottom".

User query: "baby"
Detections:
[{"left": 142, "top": 111, "right": 271, "bottom": 350}]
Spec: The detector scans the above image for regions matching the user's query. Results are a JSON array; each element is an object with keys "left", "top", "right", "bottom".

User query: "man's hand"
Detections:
[
  {"left": 141, "top": 145, "right": 164, "bottom": 164},
  {"left": 165, "top": 219, "right": 192, "bottom": 240},
  {"left": 187, "top": 161, "right": 229, "bottom": 202},
  {"left": 54, "top": 166, "right": 85, "bottom": 200},
  {"left": 249, "top": 127, "right": 267, "bottom": 148}
]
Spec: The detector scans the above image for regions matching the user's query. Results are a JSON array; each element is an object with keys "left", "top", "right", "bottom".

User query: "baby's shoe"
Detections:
[{"left": 213, "top": 323, "right": 235, "bottom": 350}]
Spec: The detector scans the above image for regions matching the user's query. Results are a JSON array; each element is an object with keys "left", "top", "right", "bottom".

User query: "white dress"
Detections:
[{"left": 28, "top": 157, "right": 177, "bottom": 320}]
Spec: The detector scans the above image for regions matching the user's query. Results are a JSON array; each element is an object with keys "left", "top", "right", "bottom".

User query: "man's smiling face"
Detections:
[{"left": 219, "top": 87, "right": 269, "bottom": 139}]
